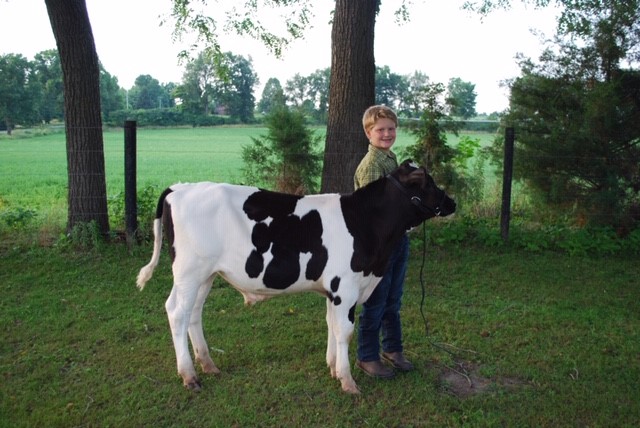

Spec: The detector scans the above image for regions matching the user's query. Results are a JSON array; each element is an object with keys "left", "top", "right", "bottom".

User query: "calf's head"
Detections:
[{"left": 387, "top": 159, "right": 456, "bottom": 227}]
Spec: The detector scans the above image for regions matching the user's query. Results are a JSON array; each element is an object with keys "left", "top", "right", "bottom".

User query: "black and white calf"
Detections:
[{"left": 136, "top": 160, "right": 456, "bottom": 394}]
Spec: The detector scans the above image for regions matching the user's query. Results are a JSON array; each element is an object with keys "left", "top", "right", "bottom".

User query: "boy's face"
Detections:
[{"left": 365, "top": 118, "right": 397, "bottom": 152}]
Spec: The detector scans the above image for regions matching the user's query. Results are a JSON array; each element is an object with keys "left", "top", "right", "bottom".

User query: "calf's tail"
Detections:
[{"left": 136, "top": 188, "right": 173, "bottom": 290}]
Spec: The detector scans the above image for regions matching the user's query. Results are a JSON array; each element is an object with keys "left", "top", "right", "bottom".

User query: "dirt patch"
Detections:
[{"left": 436, "top": 360, "right": 527, "bottom": 399}]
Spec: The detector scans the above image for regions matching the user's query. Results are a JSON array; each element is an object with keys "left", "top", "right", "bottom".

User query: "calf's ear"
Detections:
[
  {"left": 405, "top": 168, "right": 426, "bottom": 187},
  {"left": 400, "top": 159, "right": 420, "bottom": 170}
]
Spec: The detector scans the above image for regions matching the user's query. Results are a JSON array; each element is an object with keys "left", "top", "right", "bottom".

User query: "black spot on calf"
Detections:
[
  {"left": 327, "top": 276, "right": 342, "bottom": 305},
  {"left": 300, "top": 211, "right": 328, "bottom": 281},
  {"left": 242, "top": 190, "right": 328, "bottom": 289},
  {"left": 348, "top": 304, "right": 356, "bottom": 324},
  {"left": 250, "top": 222, "right": 271, "bottom": 253},
  {"left": 245, "top": 250, "right": 264, "bottom": 278},
  {"left": 330, "top": 276, "right": 340, "bottom": 293},
  {"left": 243, "top": 191, "right": 301, "bottom": 222}
]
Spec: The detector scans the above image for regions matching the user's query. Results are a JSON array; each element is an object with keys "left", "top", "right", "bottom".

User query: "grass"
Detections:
[
  {"left": 0, "top": 126, "right": 269, "bottom": 207},
  {"left": 0, "top": 240, "right": 638, "bottom": 427},
  {"left": 0, "top": 125, "right": 495, "bottom": 203}
]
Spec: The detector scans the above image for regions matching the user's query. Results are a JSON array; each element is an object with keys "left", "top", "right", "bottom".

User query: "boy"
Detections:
[{"left": 354, "top": 104, "right": 414, "bottom": 379}]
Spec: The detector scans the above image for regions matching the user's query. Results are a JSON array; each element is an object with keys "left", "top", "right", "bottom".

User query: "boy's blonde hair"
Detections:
[{"left": 362, "top": 105, "right": 398, "bottom": 132}]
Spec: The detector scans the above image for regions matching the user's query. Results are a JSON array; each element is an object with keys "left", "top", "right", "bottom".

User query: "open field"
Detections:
[
  {"left": 1, "top": 126, "right": 271, "bottom": 209},
  {"left": 1, "top": 241, "right": 638, "bottom": 427},
  {"left": 0, "top": 126, "right": 496, "bottom": 207},
  {"left": 0, "top": 126, "right": 497, "bottom": 240},
  {"left": 1, "top": 126, "right": 281, "bottom": 235}
]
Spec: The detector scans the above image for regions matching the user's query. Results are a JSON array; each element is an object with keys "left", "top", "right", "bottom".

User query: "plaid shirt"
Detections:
[{"left": 354, "top": 144, "right": 398, "bottom": 190}]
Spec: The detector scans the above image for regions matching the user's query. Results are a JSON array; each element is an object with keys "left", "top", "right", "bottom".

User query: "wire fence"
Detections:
[{"left": 0, "top": 124, "right": 637, "bottom": 233}]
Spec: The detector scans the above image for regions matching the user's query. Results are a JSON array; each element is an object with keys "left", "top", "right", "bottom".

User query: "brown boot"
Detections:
[
  {"left": 381, "top": 352, "right": 414, "bottom": 371},
  {"left": 356, "top": 359, "right": 395, "bottom": 379}
]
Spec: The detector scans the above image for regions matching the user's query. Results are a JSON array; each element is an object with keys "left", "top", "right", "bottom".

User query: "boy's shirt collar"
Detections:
[{"left": 368, "top": 143, "right": 396, "bottom": 160}]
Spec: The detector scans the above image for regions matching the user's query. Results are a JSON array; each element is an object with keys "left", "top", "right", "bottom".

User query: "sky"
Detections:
[{"left": 0, "top": 0, "right": 560, "bottom": 113}]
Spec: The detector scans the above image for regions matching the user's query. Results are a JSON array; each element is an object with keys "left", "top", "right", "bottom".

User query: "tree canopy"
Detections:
[
  {"left": 0, "top": 54, "right": 39, "bottom": 133},
  {"left": 447, "top": 77, "right": 477, "bottom": 119}
]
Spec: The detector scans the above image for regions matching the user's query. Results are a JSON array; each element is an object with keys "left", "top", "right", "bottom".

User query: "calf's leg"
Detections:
[
  {"left": 165, "top": 281, "right": 201, "bottom": 390},
  {"left": 325, "top": 299, "right": 337, "bottom": 378},
  {"left": 327, "top": 298, "right": 359, "bottom": 394},
  {"left": 188, "top": 279, "right": 220, "bottom": 375}
]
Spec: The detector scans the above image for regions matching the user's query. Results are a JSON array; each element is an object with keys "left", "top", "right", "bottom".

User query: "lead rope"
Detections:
[
  {"left": 418, "top": 222, "right": 431, "bottom": 337},
  {"left": 417, "top": 222, "right": 477, "bottom": 386}
]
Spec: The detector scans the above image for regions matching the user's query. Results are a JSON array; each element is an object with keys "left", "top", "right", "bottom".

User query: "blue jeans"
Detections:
[{"left": 357, "top": 234, "right": 410, "bottom": 362}]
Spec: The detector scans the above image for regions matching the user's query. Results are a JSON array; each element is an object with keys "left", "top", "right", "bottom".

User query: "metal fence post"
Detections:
[
  {"left": 124, "top": 120, "right": 137, "bottom": 246},
  {"left": 501, "top": 127, "right": 515, "bottom": 243}
]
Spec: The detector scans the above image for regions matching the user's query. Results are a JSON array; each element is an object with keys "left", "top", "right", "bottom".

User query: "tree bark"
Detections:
[
  {"left": 321, "top": 0, "right": 378, "bottom": 193},
  {"left": 44, "top": 0, "right": 110, "bottom": 236}
]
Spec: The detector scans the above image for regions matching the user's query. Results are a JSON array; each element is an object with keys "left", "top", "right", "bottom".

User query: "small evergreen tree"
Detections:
[
  {"left": 401, "top": 82, "right": 459, "bottom": 181},
  {"left": 400, "top": 82, "right": 486, "bottom": 212},
  {"left": 242, "top": 106, "right": 322, "bottom": 194}
]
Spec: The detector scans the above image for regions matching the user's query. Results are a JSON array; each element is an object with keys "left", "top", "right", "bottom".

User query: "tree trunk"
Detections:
[
  {"left": 321, "top": 0, "right": 378, "bottom": 193},
  {"left": 44, "top": 0, "right": 110, "bottom": 236}
]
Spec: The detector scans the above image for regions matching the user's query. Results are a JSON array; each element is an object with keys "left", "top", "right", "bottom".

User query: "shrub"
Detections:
[
  {"left": 105, "top": 108, "right": 233, "bottom": 127},
  {"left": 107, "top": 185, "right": 160, "bottom": 240},
  {"left": 1, "top": 207, "right": 38, "bottom": 229},
  {"left": 241, "top": 107, "right": 322, "bottom": 194},
  {"left": 424, "top": 215, "right": 639, "bottom": 257},
  {"left": 56, "top": 220, "right": 102, "bottom": 251}
]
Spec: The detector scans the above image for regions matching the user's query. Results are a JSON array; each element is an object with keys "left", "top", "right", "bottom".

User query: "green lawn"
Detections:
[{"left": 0, "top": 242, "right": 637, "bottom": 427}]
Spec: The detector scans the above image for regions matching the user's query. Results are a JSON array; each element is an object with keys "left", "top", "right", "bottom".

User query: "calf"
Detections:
[{"left": 136, "top": 159, "right": 456, "bottom": 394}]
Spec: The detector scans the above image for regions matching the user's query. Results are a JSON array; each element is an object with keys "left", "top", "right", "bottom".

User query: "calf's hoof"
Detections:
[
  {"left": 199, "top": 358, "right": 221, "bottom": 375},
  {"left": 183, "top": 378, "right": 202, "bottom": 392},
  {"left": 329, "top": 366, "right": 338, "bottom": 379},
  {"left": 340, "top": 379, "right": 361, "bottom": 394}
]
